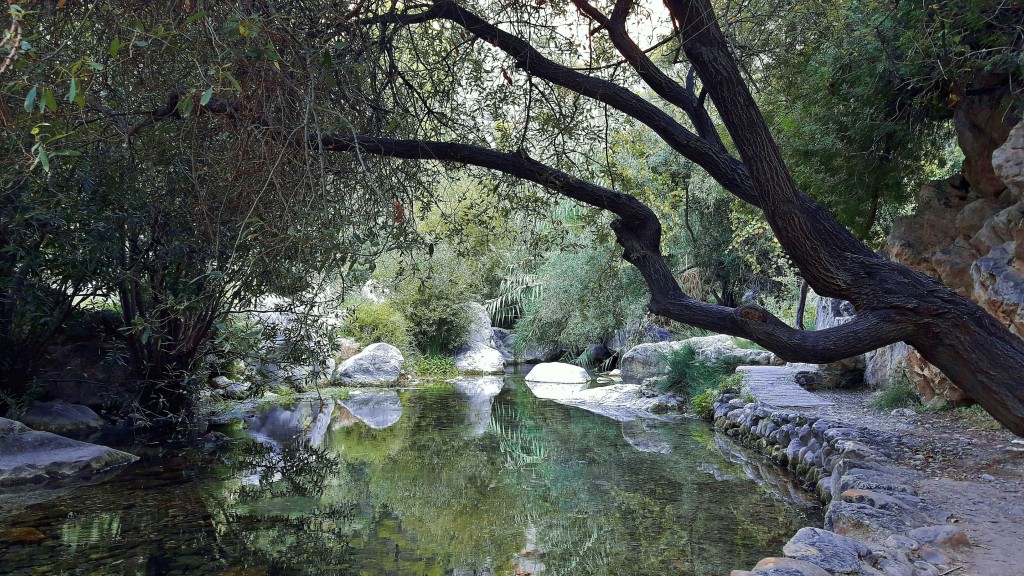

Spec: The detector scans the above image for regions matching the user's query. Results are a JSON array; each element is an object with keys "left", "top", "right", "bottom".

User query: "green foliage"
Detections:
[
  {"left": 690, "top": 387, "right": 719, "bottom": 421},
  {"left": 411, "top": 354, "right": 459, "bottom": 379},
  {"left": 870, "top": 375, "right": 921, "bottom": 412},
  {"left": 514, "top": 244, "right": 649, "bottom": 353},
  {"left": 0, "top": 3, "right": 418, "bottom": 418},
  {"left": 735, "top": 0, "right": 1022, "bottom": 239},
  {"left": 341, "top": 302, "right": 413, "bottom": 352},
  {"left": 392, "top": 254, "right": 474, "bottom": 356},
  {"left": 657, "top": 345, "right": 741, "bottom": 401}
]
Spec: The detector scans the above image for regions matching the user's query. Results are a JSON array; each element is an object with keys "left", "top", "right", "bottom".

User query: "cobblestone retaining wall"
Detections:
[{"left": 714, "top": 394, "right": 971, "bottom": 576}]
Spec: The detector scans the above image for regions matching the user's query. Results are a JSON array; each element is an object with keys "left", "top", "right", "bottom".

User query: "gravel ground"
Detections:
[{"left": 802, "top": 389, "right": 1024, "bottom": 575}]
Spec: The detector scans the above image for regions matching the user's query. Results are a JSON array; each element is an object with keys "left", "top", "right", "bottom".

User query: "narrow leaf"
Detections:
[
  {"left": 67, "top": 78, "right": 77, "bottom": 103},
  {"left": 24, "top": 86, "right": 37, "bottom": 112},
  {"left": 199, "top": 87, "right": 213, "bottom": 106},
  {"left": 43, "top": 89, "right": 57, "bottom": 112}
]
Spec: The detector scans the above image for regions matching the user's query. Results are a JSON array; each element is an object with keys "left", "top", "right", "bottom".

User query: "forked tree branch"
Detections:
[{"left": 360, "top": 0, "right": 760, "bottom": 206}]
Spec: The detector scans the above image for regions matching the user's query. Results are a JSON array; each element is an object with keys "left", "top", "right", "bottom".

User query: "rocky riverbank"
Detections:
[{"left": 713, "top": 395, "right": 1013, "bottom": 576}]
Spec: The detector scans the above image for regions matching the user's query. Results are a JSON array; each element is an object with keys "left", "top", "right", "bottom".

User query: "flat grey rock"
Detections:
[
  {"left": 0, "top": 417, "right": 137, "bottom": 489},
  {"left": 782, "top": 527, "right": 871, "bottom": 574},
  {"left": 19, "top": 400, "right": 104, "bottom": 439}
]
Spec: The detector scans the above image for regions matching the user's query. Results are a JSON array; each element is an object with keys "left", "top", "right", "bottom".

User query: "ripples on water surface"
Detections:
[{"left": 0, "top": 375, "right": 818, "bottom": 575}]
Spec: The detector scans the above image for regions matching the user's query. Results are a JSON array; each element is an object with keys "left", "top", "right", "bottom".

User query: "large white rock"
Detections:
[
  {"left": 525, "top": 362, "right": 591, "bottom": 384},
  {"left": 525, "top": 380, "right": 589, "bottom": 400},
  {"left": 620, "top": 334, "right": 777, "bottom": 385},
  {"left": 0, "top": 418, "right": 137, "bottom": 489},
  {"left": 455, "top": 343, "right": 505, "bottom": 374},
  {"left": 335, "top": 343, "right": 404, "bottom": 386},
  {"left": 464, "top": 302, "right": 495, "bottom": 347}
]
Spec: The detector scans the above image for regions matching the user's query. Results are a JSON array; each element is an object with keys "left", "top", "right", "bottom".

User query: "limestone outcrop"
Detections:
[
  {"left": 619, "top": 334, "right": 778, "bottom": 386},
  {"left": 879, "top": 120, "right": 1024, "bottom": 405}
]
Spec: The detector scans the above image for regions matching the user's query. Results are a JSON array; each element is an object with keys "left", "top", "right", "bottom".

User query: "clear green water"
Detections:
[{"left": 0, "top": 376, "right": 817, "bottom": 576}]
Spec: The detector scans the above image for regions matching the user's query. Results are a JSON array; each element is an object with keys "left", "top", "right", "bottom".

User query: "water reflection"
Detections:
[{"left": 0, "top": 376, "right": 817, "bottom": 576}]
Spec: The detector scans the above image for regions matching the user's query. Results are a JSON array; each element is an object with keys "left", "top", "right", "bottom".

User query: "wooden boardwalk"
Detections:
[{"left": 737, "top": 364, "right": 835, "bottom": 408}]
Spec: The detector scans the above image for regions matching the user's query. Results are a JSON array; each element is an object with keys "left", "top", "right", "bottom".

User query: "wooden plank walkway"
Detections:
[{"left": 737, "top": 364, "right": 835, "bottom": 408}]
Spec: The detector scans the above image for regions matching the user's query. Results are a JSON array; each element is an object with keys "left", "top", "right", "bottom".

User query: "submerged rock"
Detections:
[
  {"left": 340, "top": 389, "right": 403, "bottom": 430},
  {"left": 335, "top": 343, "right": 404, "bottom": 386},
  {"left": 18, "top": 400, "right": 105, "bottom": 440},
  {"left": 0, "top": 418, "right": 137, "bottom": 489},
  {"left": 524, "top": 362, "right": 590, "bottom": 384},
  {"left": 621, "top": 419, "right": 673, "bottom": 453},
  {"left": 558, "top": 384, "right": 678, "bottom": 421}
]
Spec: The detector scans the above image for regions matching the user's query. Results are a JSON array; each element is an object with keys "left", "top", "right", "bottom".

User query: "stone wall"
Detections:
[{"left": 714, "top": 396, "right": 969, "bottom": 576}]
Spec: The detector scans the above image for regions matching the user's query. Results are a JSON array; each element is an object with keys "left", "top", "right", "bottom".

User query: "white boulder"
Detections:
[
  {"left": 335, "top": 343, "right": 404, "bottom": 386},
  {"left": 525, "top": 362, "right": 591, "bottom": 384},
  {"left": 456, "top": 343, "right": 505, "bottom": 374}
]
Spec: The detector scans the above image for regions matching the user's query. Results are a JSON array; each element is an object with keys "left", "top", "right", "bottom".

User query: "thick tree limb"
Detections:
[
  {"left": 321, "top": 132, "right": 915, "bottom": 362},
  {"left": 570, "top": 0, "right": 724, "bottom": 150},
  {"left": 361, "top": 0, "right": 760, "bottom": 206}
]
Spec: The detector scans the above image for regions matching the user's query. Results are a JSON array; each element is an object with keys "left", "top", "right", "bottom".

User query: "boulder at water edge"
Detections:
[
  {"left": 464, "top": 302, "right": 496, "bottom": 347},
  {"left": 455, "top": 303, "right": 506, "bottom": 373},
  {"left": 525, "top": 362, "right": 591, "bottom": 384},
  {"left": 19, "top": 400, "right": 105, "bottom": 440},
  {"left": 620, "top": 334, "right": 777, "bottom": 385},
  {"left": 334, "top": 343, "right": 404, "bottom": 386},
  {"left": 455, "top": 343, "right": 506, "bottom": 374},
  {"left": 0, "top": 418, "right": 137, "bottom": 488}
]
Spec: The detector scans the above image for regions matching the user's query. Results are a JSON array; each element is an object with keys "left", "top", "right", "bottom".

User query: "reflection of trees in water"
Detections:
[
  {"left": 205, "top": 386, "right": 809, "bottom": 576},
  {"left": 229, "top": 439, "right": 341, "bottom": 500},
  {"left": 489, "top": 403, "right": 550, "bottom": 469}
]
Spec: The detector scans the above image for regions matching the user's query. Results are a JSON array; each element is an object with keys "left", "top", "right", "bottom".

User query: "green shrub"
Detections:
[
  {"left": 412, "top": 354, "right": 459, "bottom": 379},
  {"left": 341, "top": 302, "right": 413, "bottom": 351},
  {"left": 690, "top": 387, "right": 719, "bottom": 421},
  {"left": 870, "top": 375, "right": 920, "bottom": 412},
  {"left": 375, "top": 249, "right": 476, "bottom": 356},
  {"left": 657, "top": 344, "right": 741, "bottom": 400}
]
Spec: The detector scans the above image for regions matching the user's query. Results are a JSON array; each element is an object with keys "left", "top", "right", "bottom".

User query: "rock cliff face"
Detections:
[{"left": 881, "top": 119, "right": 1024, "bottom": 405}]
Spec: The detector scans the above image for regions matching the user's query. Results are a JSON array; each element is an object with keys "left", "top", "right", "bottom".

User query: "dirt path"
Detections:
[{"left": 801, "top": 390, "right": 1024, "bottom": 575}]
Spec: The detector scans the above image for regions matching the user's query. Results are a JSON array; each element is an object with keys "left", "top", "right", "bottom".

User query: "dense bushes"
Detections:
[{"left": 341, "top": 302, "right": 413, "bottom": 352}]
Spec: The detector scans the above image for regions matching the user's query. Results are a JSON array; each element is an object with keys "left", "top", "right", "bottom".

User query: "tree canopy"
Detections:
[{"left": 1, "top": 0, "right": 1022, "bottom": 432}]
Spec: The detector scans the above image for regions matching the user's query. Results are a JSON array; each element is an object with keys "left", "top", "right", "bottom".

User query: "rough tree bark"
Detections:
[{"left": 334, "top": 0, "right": 1024, "bottom": 435}]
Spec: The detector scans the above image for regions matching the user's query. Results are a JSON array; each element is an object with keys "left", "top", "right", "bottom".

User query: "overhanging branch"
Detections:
[
  {"left": 324, "top": 132, "right": 914, "bottom": 361},
  {"left": 360, "top": 0, "right": 760, "bottom": 206}
]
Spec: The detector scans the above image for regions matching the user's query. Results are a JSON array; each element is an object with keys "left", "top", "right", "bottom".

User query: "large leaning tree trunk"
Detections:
[{"left": 322, "top": 0, "right": 1024, "bottom": 434}]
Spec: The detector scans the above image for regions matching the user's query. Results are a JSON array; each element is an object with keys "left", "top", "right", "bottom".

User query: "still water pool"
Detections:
[{"left": 0, "top": 375, "right": 818, "bottom": 575}]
